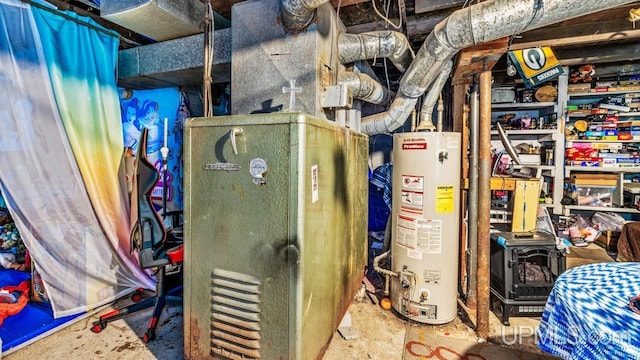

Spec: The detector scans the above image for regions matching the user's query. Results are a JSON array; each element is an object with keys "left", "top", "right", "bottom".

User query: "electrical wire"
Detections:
[
  {"left": 507, "top": 0, "right": 542, "bottom": 51},
  {"left": 329, "top": 0, "right": 342, "bottom": 86},
  {"left": 371, "top": 0, "right": 402, "bottom": 30},
  {"left": 380, "top": 0, "right": 393, "bottom": 105},
  {"left": 202, "top": 1, "right": 215, "bottom": 117}
]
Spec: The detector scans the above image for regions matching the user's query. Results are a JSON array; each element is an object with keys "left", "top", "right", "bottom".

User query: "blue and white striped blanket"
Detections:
[{"left": 538, "top": 262, "right": 640, "bottom": 360}]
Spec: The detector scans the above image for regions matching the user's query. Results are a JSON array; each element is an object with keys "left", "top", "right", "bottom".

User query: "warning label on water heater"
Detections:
[
  {"left": 401, "top": 175, "right": 424, "bottom": 214},
  {"left": 416, "top": 219, "right": 442, "bottom": 254},
  {"left": 397, "top": 216, "right": 443, "bottom": 254},
  {"left": 396, "top": 214, "right": 417, "bottom": 249},
  {"left": 436, "top": 185, "right": 454, "bottom": 214}
]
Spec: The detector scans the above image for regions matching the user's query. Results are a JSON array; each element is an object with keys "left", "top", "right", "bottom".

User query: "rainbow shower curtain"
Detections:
[{"left": 0, "top": 0, "right": 152, "bottom": 317}]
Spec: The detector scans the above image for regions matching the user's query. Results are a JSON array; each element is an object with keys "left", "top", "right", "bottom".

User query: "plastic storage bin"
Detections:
[{"left": 575, "top": 185, "right": 617, "bottom": 206}]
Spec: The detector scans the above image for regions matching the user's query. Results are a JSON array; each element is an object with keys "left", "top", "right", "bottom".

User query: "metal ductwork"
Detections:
[
  {"left": 361, "top": 0, "right": 638, "bottom": 135},
  {"left": 416, "top": 60, "right": 452, "bottom": 132},
  {"left": 338, "top": 71, "right": 392, "bottom": 105},
  {"left": 117, "top": 29, "right": 231, "bottom": 89},
  {"left": 101, "top": 0, "right": 215, "bottom": 41},
  {"left": 338, "top": 31, "right": 414, "bottom": 73},
  {"left": 361, "top": 96, "right": 420, "bottom": 135},
  {"left": 280, "top": 0, "right": 329, "bottom": 31}
]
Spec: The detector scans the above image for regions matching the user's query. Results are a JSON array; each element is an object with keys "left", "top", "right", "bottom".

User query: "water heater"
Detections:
[{"left": 390, "top": 132, "right": 461, "bottom": 324}]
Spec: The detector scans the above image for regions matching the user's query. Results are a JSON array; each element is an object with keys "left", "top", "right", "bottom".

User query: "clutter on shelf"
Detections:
[
  {"left": 569, "top": 64, "right": 595, "bottom": 84},
  {"left": 553, "top": 211, "right": 626, "bottom": 250}
]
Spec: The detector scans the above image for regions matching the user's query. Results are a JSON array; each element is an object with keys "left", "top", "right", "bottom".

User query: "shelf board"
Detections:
[
  {"left": 492, "top": 102, "right": 555, "bottom": 109},
  {"left": 491, "top": 129, "right": 558, "bottom": 135},
  {"left": 567, "top": 112, "right": 640, "bottom": 118},
  {"left": 568, "top": 89, "right": 640, "bottom": 97},
  {"left": 564, "top": 205, "right": 640, "bottom": 213},
  {"left": 566, "top": 139, "right": 640, "bottom": 143},
  {"left": 565, "top": 166, "right": 640, "bottom": 173},
  {"left": 513, "top": 164, "right": 555, "bottom": 171}
]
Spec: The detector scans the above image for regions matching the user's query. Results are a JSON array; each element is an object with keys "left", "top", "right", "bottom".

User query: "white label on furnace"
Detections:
[
  {"left": 311, "top": 164, "right": 319, "bottom": 203},
  {"left": 249, "top": 158, "right": 268, "bottom": 185},
  {"left": 396, "top": 214, "right": 417, "bottom": 249},
  {"left": 249, "top": 158, "right": 267, "bottom": 178},
  {"left": 416, "top": 219, "right": 443, "bottom": 253}
]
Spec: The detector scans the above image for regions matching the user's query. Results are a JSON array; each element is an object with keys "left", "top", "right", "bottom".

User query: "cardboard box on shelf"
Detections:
[{"left": 568, "top": 173, "right": 619, "bottom": 186}]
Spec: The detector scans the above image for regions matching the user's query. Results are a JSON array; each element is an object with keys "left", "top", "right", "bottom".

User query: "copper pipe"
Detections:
[{"left": 476, "top": 67, "right": 492, "bottom": 340}]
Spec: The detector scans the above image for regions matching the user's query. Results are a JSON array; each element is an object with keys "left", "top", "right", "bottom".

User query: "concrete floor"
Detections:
[
  {"left": 3, "top": 244, "right": 610, "bottom": 359},
  {"left": 1, "top": 285, "right": 553, "bottom": 360}
]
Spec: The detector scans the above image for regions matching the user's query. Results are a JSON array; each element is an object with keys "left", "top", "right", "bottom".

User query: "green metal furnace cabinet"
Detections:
[{"left": 183, "top": 113, "right": 369, "bottom": 360}]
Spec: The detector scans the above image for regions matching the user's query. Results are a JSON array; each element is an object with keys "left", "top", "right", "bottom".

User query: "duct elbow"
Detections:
[
  {"left": 280, "top": 0, "right": 329, "bottom": 31},
  {"left": 338, "top": 71, "right": 391, "bottom": 105},
  {"left": 361, "top": 96, "right": 418, "bottom": 135},
  {"left": 338, "top": 31, "right": 414, "bottom": 73},
  {"left": 387, "top": 31, "right": 415, "bottom": 73}
]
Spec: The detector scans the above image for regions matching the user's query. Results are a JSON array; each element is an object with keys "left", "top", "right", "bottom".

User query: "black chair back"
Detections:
[{"left": 130, "top": 128, "right": 166, "bottom": 267}]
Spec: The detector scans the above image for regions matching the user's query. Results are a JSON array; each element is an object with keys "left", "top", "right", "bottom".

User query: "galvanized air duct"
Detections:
[
  {"left": 338, "top": 31, "right": 414, "bottom": 73},
  {"left": 338, "top": 71, "right": 392, "bottom": 105},
  {"left": 280, "top": 0, "right": 329, "bottom": 31},
  {"left": 354, "top": 60, "right": 383, "bottom": 84},
  {"left": 361, "top": 0, "right": 637, "bottom": 135},
  {"left": 415, "top": 60, "right": 452, "bottom": 132}
]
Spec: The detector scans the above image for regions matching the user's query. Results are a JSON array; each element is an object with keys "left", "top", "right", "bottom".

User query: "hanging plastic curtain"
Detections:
[{"left": 0, "top": 0, "right": 152, "bottom": 317}]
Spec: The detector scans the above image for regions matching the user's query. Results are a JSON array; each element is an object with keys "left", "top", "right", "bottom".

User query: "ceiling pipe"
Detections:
[
  {"left": 337, "top": 31, "right": 415, "bottom": 73},
  {"left": 361, "top": 0, "right": 638, "bottom": 135},
  {"left": 415, "top": 60, "right": 452, "bottom": 132},
  {"left": 338, "top": 71, "right": 393, "bottom": 105}
]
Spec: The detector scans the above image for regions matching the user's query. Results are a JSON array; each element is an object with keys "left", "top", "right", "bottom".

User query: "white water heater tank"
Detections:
[{"left": 390, "top": 132, "right": 461, "bottom": 324}]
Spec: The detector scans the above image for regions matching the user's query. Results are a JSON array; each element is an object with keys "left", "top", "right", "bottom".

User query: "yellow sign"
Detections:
[
  {"left": 436, "top": 185, "right": 454, "bottom": 214},
  {"left": 509, "top": 47, "right": 564, "bottom": 88}
]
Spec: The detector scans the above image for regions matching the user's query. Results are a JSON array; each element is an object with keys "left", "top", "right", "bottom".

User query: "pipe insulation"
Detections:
[
  {"left": 416, "top": 60, "right": 452, "bottom": 132},
  {"left": 338, "top": 71, "right": 392, "bottom": 105},
  {"left": 361, "top": 0, "right": 637, "bottom": 135},
  {"left": 338, "top": 31, "right": 415, "bottom": 73}
]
